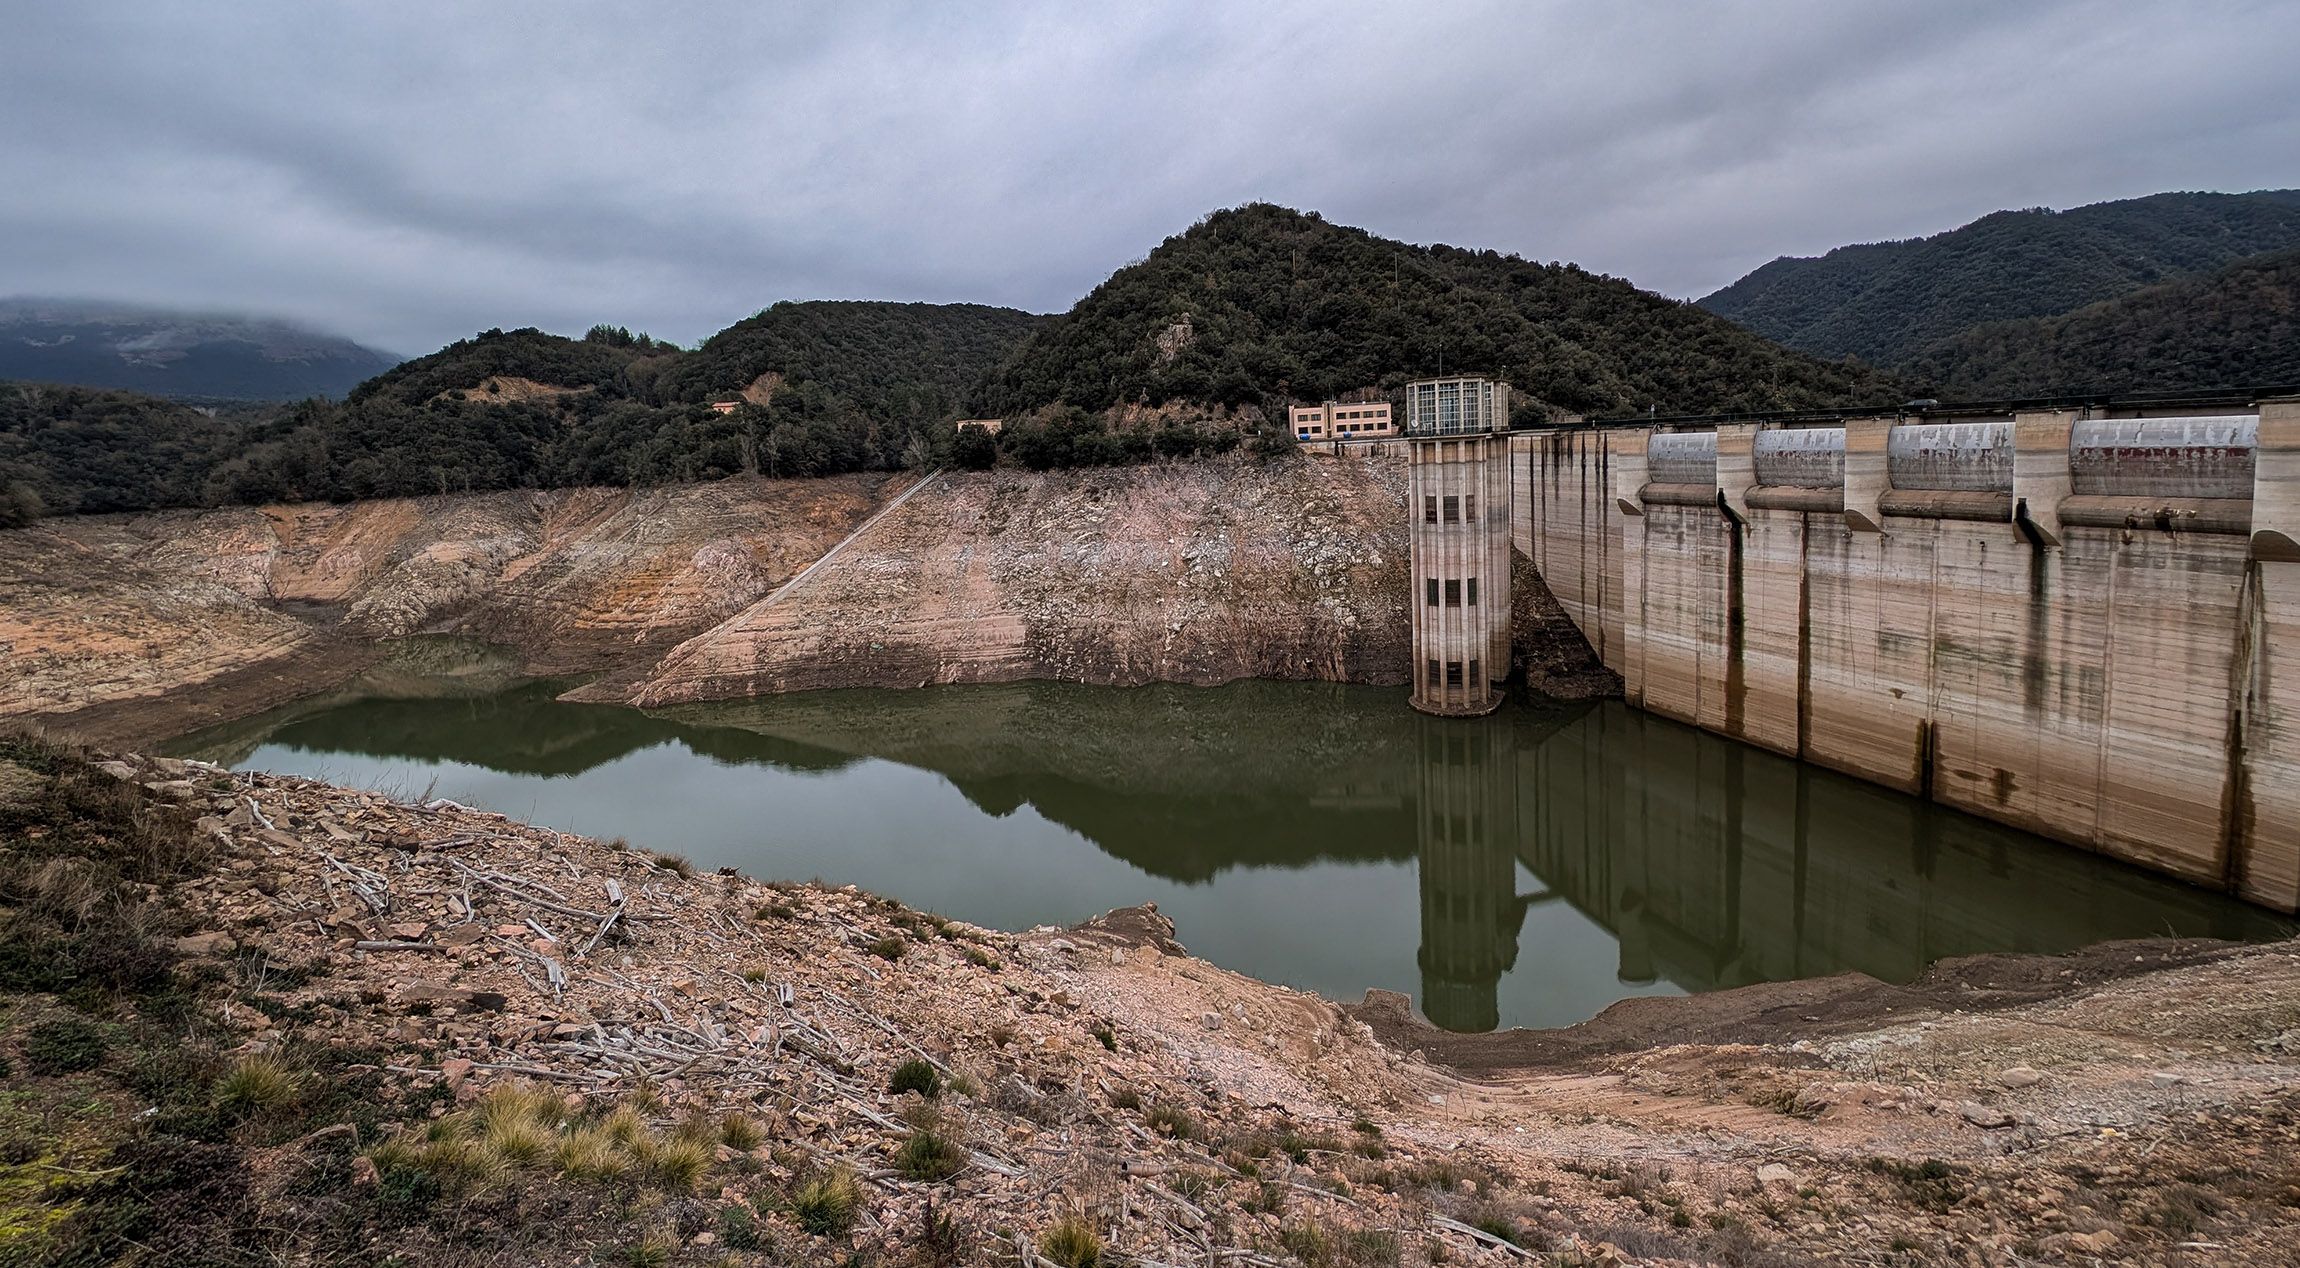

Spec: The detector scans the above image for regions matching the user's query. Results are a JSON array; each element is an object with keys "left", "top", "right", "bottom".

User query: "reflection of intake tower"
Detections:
[
  {"left": 1414, "top": 713, "right": 1523, "bottom": 1032},
  {"left": 1406, "top": 377, "right": 1512, "bottom": 716}
]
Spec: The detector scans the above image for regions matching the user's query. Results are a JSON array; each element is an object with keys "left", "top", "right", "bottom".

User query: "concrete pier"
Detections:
[{"left": 1514, "top": 393, "right": 2300, "bottom": 912}]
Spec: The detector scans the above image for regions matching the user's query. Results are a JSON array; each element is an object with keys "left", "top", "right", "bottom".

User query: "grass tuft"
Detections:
[
  {"left": 790, "top": 1165, "right": 862, "bottom": 1236},
  {"left": 720, "top": 1111, "right": 764, "bottom": 1151},
  {"left": 1039, "top": 1212, "right": 1104, "bottom": 1268},
  {"left": 896, "top": 1127, "right": 967, "bottom": 1182},
  {"left": 212, "top": 1053, "right": 301, "bottom": 1115}
]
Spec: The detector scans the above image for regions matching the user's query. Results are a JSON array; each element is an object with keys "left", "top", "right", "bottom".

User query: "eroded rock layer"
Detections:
[{"left": 607, "top": 455, "right": 1413, "bottom": 707}]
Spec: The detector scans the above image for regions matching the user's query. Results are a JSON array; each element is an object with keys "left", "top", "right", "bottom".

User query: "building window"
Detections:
[
  {"left": 1466, "top": 577, "right": 1478, "bottom": 606},
  {"left": 1465, "top": 493, "right": 1476, "bottom": 522},
  {"left": 1442, "top": 496, "right": 1459, "bottom": 522},
  {"left": 1423, "top": 496, "right": 1437, "bottom": 524},
  {"left": 1444, "top": 579, "right": 1461, "bottom": 607},
  {"left": 1426, "top": 578, "right": 1439, "bottom": 607},
  {"left": 1445, "top": 660, "right": 1464, "bottom": 687},
  {"left": 1469, "top": 657, "right": 1481, "bottom": 684},
  {"left": 1426, "top": 658, "right": 1441, "bottom": 687}
]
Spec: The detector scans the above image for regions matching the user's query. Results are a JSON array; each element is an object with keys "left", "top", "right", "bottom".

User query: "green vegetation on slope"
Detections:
[
  {"left": 1901, "top": 247, "right": 2300, "bottom": 398},
  {"left": 977, "top": 203, "right": 1899, "bottom": 421},
  {"left": 654, "top": 299, "right": 1046, "bottom": 417},
  {"left": 1699, "top": 190, "right": 2300, "bottom": 367},
  {"left": 0, "top": 301, "right": 1041, "bottom": 520}
]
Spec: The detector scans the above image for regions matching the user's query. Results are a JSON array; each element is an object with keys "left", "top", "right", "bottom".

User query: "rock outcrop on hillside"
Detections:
[
  {"left": 602, "top": 454, "right": 1412, "bottom": 707},
  {"left": 4, "top": 454, "right": 1614, "bottom": 743},
  {"left": 1, "top": 474, "right": 906, "bottom": 737}
]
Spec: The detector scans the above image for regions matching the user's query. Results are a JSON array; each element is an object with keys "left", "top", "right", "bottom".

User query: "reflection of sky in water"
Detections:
[{"left": 212, "top": 680, "right": 2287, "bottom": 1034}]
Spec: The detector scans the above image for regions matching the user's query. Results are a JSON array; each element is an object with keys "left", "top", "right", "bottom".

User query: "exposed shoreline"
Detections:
[{"left": 9, "top": 745, "right": 2298, "bottom": 1262}]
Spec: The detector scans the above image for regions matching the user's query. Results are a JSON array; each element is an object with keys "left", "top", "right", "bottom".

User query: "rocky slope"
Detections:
[
  {"left": 600, "top": 453, "right": 1412, "bottom": 707},
  {"left": 10, "top": 740, "right": 2299, "bottom": 1265},
  {"left": 4, "top": 455, "right": 1610, "bottom": 745},
  {"left": 1, "top": 474, "right": 907, "bottom": 739}
]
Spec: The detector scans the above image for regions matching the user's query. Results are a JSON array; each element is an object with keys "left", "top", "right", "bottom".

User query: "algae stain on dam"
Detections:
[{"left": 168, "top": 673, "right": 2291, "bottom": 1033}]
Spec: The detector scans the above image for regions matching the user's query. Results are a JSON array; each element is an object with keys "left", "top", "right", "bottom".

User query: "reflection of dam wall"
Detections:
[
  {"left": 1514, "top": 706, "right": 2288, "bottom": 995},
  {"left": 1515, "top": 399, "right": 2300, "bottom": 913},
  {"left": 1414, "top": 715, "right": 1522, "bottom": 1032}
]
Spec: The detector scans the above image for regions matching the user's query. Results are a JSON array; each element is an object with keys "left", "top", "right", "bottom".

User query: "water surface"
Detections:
[{"left": 169, "top": 654, "right": 2289, "bottom": 1032}]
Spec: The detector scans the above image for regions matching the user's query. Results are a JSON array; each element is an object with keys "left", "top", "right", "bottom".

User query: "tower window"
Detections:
[
  {"left": 1426, "top": 578, "right": 1439, "bottom": 607},
  {"left": 1423, "top": 495, "right": 1437, "bottom": 524},
  {"left": 1442, "top": 495, "right": 1459, "bottom": 522},
  {"left": 1444, "top": 579, "right": 1461, "bottom": 607},
  {"left": 1445, "top": 661, "right": 1464, "bottom": 687},
  {"left": 1465, "top": 493, "right": 1477, "bottom": 521},
  {"left": 1469, "top": 657, "right": 1482, "bottom": 684},
  {"left": 1426, "top": 658, "right": 1441, "bottom": 687},
  {"left": 1467, "top": 577, "right": 1478, "bottom": 607}
]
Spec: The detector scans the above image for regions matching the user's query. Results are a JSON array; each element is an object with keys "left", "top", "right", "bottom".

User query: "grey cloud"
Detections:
[{"left": 3, "top": 0, "right": 2295, "bottom": 355}]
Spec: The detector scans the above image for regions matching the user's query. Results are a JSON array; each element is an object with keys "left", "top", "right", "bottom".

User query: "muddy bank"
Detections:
[{"left": 1352, "top": 938, "right": 2264, "bottom": 1077}]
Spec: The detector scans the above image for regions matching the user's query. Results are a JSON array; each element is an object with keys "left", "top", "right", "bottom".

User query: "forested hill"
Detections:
[
  {"left": 653, "top": 300, "right": 1045, "bottom": 418},
  {"left": 1901, "top": 247, "right": 2300, "bottom": 399},
  {"left": 975, "top": 204, "right": 1899, "bottom": 421},
  {"left": 0, "top": 302, "right": 1044, "bottom": 521},
  {"left": 1700, "top": 190, "right": 2300, "bottom": 367}
]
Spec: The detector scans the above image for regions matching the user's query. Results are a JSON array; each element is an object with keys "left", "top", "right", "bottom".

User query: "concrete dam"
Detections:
[{"left": 1510, "top": 395, "right": 2300, "bottom": 913}]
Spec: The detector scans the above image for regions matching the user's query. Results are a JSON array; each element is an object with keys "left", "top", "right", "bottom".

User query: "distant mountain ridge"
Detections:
[
  {"left": 1900, "top": 246, "right": 2300, "bottom": 399},
  {"left": 0, "top": 297, "right": 402, "bottom": 400},
  {"left": 1699, "top": 190, "right": 2300, "bottom": 367}
]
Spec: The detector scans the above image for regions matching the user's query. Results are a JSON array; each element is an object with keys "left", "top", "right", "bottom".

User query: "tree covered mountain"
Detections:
[
  {"left": 1699, "top": 190, "right": 2300, "bottom": 367},
  {"left": 978, "top": 204, "right": 1898, "bottom": 421},
  {"left": 0, "top": 298, "right": 400, "bottom": 400},
  {"left": 1901, "top": 247, "right": 2300, "bottom": 399},
  {"left": 0, "top": 301, "right": 1044, "bottom": 520},
  {"left": 654, "top": 300, "right": 1045, "bottom": 417}
]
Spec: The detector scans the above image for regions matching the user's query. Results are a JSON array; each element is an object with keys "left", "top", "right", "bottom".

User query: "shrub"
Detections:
[
  {"left": 870, "top": 935, "right": 907, "bottom": 961},
  {"left": 888, "top": 1058, "right": 941, "bottom": 1099},
  {"left": 791, "top": 1166, "right": 862, "bottom": 1236},
  {"left": 1039, "top": 1213, "right": 1103, "bottom": 1268},
  {"left": 21, "top": 1015, "right": 109, "bottom": 1074}
]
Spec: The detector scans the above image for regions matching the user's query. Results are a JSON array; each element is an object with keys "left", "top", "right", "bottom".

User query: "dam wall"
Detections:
[{"left": 1513, "top": 397, "right": 2300, "bottom": 912}]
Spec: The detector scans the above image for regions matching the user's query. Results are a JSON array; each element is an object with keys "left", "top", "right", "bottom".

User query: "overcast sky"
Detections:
[{"left": 5, "top": 1, "right": 2297, "bottom": 355}]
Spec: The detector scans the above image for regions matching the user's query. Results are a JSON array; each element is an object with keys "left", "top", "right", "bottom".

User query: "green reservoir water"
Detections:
[{"left": 167, "top": 653, "right": 2290, "bottom": 1033}]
